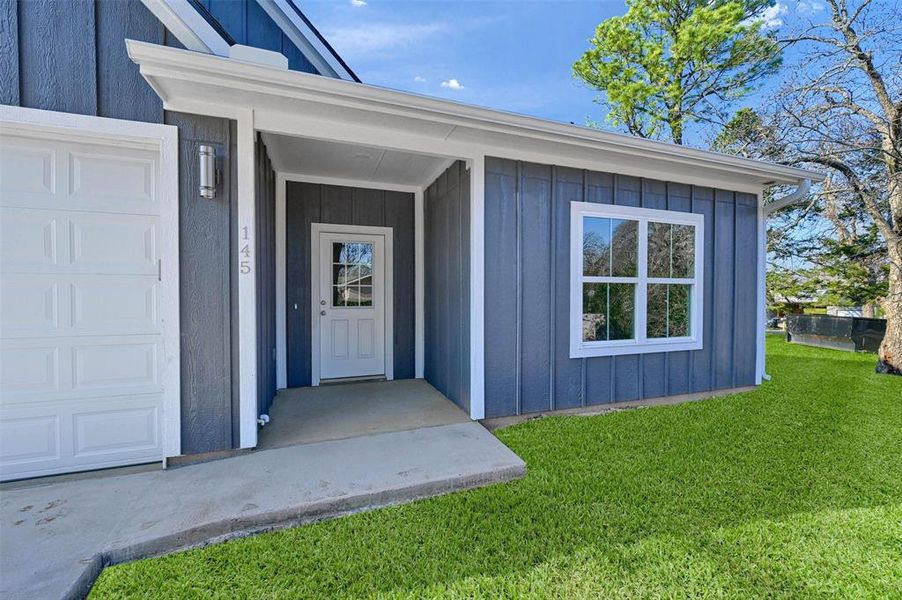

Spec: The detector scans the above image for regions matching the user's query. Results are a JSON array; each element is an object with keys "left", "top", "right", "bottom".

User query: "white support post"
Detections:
[
  {"left": 275, "top": 172, "right": 287, "bottom": 389},
  {"left": 237, "top": 109, "right": 258, "bottom": 448},
  {"left": 469, "top": 155, "right": 486, "bottom": 419},
  {"left": 415, "top": 188, "right": 425, "bottom": 378}
]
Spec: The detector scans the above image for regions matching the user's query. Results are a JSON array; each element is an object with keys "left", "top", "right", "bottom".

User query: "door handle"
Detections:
[{"left": 320, "top": 310, "right": 326, "bottom": 316}]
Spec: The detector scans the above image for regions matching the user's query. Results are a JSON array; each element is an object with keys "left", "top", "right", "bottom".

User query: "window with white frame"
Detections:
[{"left": 569, "top": 201, "right": 704, "bottom": 357}]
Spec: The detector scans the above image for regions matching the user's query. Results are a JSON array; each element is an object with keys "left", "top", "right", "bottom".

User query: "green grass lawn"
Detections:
[{"left": 92, "top": 337, "right": 902, "bottom": 598}]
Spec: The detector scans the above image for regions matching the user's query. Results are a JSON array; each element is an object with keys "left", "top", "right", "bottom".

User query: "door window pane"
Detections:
[{"left": 331, "top": 241, "right": 374, "bottom": 309}]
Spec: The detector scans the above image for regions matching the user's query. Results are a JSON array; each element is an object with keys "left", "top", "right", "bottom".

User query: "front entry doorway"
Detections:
[{"left": 312, "top": 224, "right": 393, "bottom": 384}]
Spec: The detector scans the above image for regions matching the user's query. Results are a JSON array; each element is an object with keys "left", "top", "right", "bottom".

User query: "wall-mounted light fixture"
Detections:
[{"left": 199, "top": 144, "right": 216, "bottom": 199}]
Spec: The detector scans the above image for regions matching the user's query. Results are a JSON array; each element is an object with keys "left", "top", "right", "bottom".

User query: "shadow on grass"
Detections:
[{"left": 92, "top": 338, "right": 902, "bottom": 598}]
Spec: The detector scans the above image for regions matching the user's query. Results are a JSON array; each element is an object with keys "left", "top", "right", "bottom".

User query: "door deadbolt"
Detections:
[{"left": 320, "top": 300, "right": 326, "bottom": 305}]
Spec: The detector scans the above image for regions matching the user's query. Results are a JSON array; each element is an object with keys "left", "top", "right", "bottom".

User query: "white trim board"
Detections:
[
  {"left": 237, "top": 109, "right": 258, "bottom": 449},
  {"left": 254, "top": 0, "right": 357, "bottom": 82},
  {"left": 0, "top": 105, "right": 182, "bottom": 461},
  {"left": 275, "top": 173, "right": 425, "bottom": 389},
  {"left": 310, "top": 223, "right": 394, "bottom": 386},
  {"left": 140, "top": 0, "right": 230, "bottom": 56},
  {"left": 468, "top": 157, "right": 486, "bottom": 420}
]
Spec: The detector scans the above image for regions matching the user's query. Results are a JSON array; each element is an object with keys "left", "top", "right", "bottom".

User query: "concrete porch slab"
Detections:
[
  {"left": 0, "top": 422, "right": 525, "bottom": 600},
  {"left": 258, "top": 379, "right": 471, "bottom": 450}
]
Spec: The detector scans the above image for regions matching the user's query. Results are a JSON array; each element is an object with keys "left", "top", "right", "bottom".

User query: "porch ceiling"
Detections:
[{"left": 262, "top": 132, "right": 451, "bottom": 188}]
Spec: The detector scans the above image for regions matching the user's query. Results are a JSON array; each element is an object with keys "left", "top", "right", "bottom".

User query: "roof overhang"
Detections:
[{"left": 127, "top": 41, "right": 823, "bottom": 195}]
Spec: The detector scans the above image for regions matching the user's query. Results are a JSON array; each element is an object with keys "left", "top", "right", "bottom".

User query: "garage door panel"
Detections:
[
  {"left": 70, "top": 151, "right": 156, "bottom": 208},
  {"left": 69, "top": 214, "right": 157, "bottom": 274},
  {"left": 0, "top": 414, "right": 61, "bottom": 466},
  {"left": 71, "top": 277, "right": 158, "bottom": 335},
  {"left": 72, "top": 339, "right": 158, "bottom": 392},
  {"left": 73, "top": 403, "right": 159, "bottom": 458},
  {"left": 0, "top": 139, "right": 56, "bottom": 201},
  {"left": 0, "top": 208, "right": 60, "bottom": 269},
  {"left": 0, "top": 276, "right": 60, "bottom": 336},
  {"left": 1, "top": 395, "right": 162, "bottom": 479},
  {"left": 0, "top": 345, "right": 60, "bottom": 395}
]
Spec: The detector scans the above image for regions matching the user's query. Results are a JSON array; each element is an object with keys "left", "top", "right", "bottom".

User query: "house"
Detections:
[{"left": 0, "top": 0, "right": 822, "bottom": 482}]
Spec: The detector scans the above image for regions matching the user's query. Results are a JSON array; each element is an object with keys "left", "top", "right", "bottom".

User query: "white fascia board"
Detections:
[
  {"left": 141, "top": 0, "right": 231, "bottom": 56},
  {"left": 254, "top": 0, "right": 356, "bottom": 81},
  {"left": 127, "top": 41, "right": 823, "bottom": 190}
]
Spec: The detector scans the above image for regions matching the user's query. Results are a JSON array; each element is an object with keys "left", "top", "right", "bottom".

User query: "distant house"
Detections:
[{"left": 0, "top": 0, "right": 822, "bottom": 481}]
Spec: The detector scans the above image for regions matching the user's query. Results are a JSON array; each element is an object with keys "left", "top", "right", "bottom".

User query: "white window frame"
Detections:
[{"left": 569, "top": 201, "right": 705, "bottom": 358}]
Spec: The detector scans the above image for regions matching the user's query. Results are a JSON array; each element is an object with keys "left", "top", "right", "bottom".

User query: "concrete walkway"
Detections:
[{"left": 0, "top": 422, "right": 525, "bottom": 600}]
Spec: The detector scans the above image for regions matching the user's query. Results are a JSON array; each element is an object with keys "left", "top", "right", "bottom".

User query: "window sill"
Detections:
[{"left": 569, "top": 339, "right": 703, "bottom": 358}]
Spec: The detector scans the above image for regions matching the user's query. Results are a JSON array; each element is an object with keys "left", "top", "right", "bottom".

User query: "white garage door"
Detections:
[{"left": 0, "top": 114, "right": 179, "bottom": 481}]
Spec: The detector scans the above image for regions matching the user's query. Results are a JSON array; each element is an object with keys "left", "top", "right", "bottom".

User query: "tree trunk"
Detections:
[{"left": 877, "top": 239, "right": 902, "bottom": 375}]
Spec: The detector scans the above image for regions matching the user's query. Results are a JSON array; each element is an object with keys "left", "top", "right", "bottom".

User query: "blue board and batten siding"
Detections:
[
  {"left": 256, "top": 136, "right": 277, "bottom": 416},
  {"left": 424, "top": 161, "right": 471, "bottom": 413},
  {"left": 483, "top": 157, "right": 758, "bottom": 418},
  {"left": 285, "top": 182, "right": 416, "bottom": 387},
  {"left": 1, "top": 0, "right": 317, "bottom": 453}
]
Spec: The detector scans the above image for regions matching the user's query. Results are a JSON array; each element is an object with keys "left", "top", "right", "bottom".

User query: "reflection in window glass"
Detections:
[
  {"left": 647, "top": 222, "right": 671, "bottom": 278},
  {"left": 647, "top": 283, "right": 691, "bottom": 338},
  {"left": 647, "top": 223, "right": 695, "bottom": 278},
  {"left": 647, "top": 284, "right": 668, "bottom": 338},
  {"left": 582, "top": 283, "right": 608, "bottom": 341},
  {"left": 608, "top": 283, "right": 635, "bottom": 339},
  {"left": 671, "top": 225, "right": 695, "bottom": 278},
  {"left": 583, "top": 217, "right": 612, "bottom": 276},
  {"left": 331, "top": 241, "right": 374, "bottom": 309},
  {"left": 669, "top": 284, "right": 690, "bottom": 336},
  {"left": 611, "top": 219, "right": 637, "bottom": 277}
]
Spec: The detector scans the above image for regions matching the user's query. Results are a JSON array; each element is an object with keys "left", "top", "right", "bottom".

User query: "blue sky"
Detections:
[{"left": 302, "top": 0, "right": 827, "bottom": 147}]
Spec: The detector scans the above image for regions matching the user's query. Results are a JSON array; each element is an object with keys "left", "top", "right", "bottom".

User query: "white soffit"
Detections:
[
  {"left": 127, "top": 41, "right": 823, "bottom": 192},
  {"left": 262, "top": 133, "right": 450, "bottom": 187}
]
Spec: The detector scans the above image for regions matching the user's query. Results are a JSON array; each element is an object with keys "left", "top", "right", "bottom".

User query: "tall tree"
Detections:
[
  {"left": 573, "top": 0, "right": 782, "bottom": 144},
  {"left": 715, "top": 0, "right": 901, "bottom": 373}
]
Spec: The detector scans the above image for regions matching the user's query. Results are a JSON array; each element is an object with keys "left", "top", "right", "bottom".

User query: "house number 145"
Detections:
[{"left": 240, "top": 225, "right": 252, "bottom": 274}]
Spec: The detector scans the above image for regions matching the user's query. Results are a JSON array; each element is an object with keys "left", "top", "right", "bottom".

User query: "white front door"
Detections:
[{"left": 316, "top": 230, "right": 388, "bottom": 380}]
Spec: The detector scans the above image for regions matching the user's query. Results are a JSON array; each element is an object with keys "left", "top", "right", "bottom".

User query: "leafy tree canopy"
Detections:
[{"left": 574, "top": 0, "right": 782, "bottom": 144}]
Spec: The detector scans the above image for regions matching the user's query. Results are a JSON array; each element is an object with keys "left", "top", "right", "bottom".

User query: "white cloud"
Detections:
[
  {"left": 414, "top": 75, "right": 427, "bottom": 83},
  {"left": 323, "top": 22, "right": 448, "bottom": 56},
  {"left": 441, "top": 78, "right": 464, "bottom": 90},
  {"left": 350, "top": 0, "right": 367, "bottom": 6},
  {"left": 762, "top": 2, "right": 788, "bottom": 27},
  {"left": 796, "top": 0, "right": 824, "bottom": 13}
]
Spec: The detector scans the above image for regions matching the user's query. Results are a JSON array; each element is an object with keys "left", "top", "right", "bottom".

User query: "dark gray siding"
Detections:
[
  {"left": 424, "top": 161, "right": 471, "bottom": 412},
  {"left": 256, "top": 136, "right": 277, "bottom": 415},
  {"left": 483, "top": 157, "right": 758, "bottom": 418},
  {"left": 285, "top": 182, "right": 415, "bottom": 387},
  {"left": 3, "top": 0, "right": 239, "bottom": 453},
  {"left": 198, "top": 0, "right": 317, "bottom": 74}
]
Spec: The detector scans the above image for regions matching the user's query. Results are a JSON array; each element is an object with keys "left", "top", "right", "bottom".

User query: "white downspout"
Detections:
[{"left": 756, "top": 178, "right": 812, "bottom": 384}]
